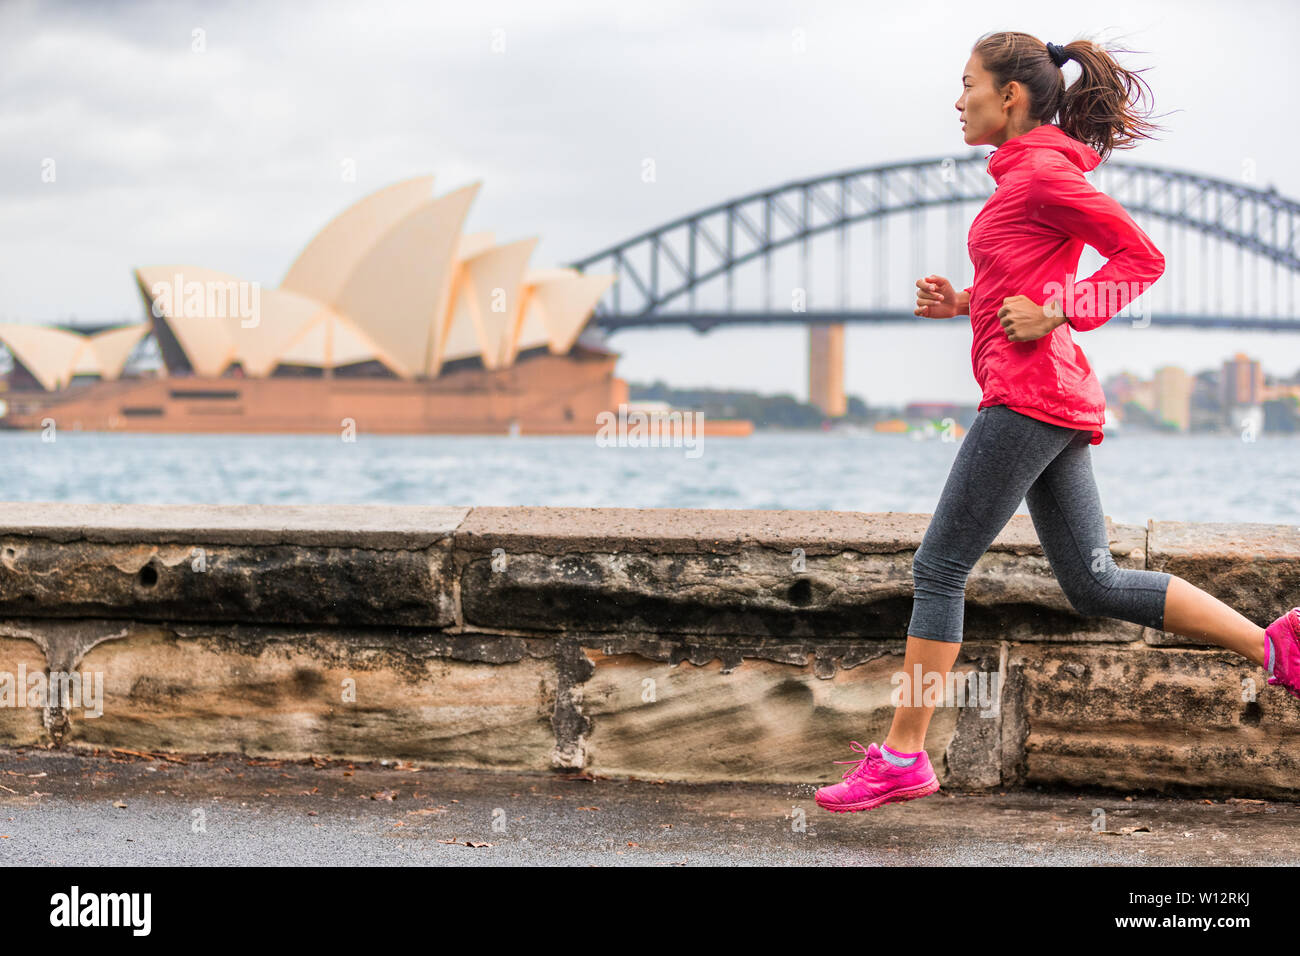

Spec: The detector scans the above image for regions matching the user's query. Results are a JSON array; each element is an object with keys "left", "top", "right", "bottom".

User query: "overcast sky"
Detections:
[{"left": 2, "top": 0, "right": 1298, "bottom": 405}]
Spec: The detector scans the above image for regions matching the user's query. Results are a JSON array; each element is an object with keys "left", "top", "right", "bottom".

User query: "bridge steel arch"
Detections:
[{"left": 569, "top": 153, "right": 1300, "bottom": 332}]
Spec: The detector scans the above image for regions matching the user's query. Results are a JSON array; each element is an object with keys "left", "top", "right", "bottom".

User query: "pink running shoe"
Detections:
[
  {"left": 814, "top": 741, "right": 939, "bottom": 813},
  {"left": 1265, "top": 607, "right": 1300, "bottom": 700}
]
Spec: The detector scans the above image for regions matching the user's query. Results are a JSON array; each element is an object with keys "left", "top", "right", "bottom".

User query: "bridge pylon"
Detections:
[{"left": 808, "top": 322, "right": 846, "bottom": 417}]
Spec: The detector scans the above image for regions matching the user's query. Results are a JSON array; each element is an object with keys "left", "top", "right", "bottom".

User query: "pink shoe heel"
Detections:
[{"left": 1265, "top": 607, "right": 1300, "bottom": 700}]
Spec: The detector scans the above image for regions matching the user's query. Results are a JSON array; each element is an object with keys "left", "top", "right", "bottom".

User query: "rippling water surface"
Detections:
[{"left": 0, "top": 430, "right": 1295, "bottom": 527}]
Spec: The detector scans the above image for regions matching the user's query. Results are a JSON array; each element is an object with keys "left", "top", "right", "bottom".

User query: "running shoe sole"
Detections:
[{"left": 815, "top": 776, "right": 940, "bottom": 813}]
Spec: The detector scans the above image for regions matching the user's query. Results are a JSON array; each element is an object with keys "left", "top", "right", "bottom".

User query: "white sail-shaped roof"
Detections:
[
  {"left": 130, "top": 176, "right": 614, "bottom": 385},
  {"left": 521, "top": 272, "right": 616, "bottom": 355},
  {"left": 439, "top": 269, "right": 481, "bottom": 366},
  {"left": 135, "top": 266, "right": 241, "bottom": 377},
  {"left": 275, "top": 309, "right": 395, "bottom": 371},
  {"left": 86, "top": 324, "right": 150, "bottom": 379},
  {"left": 0, "top": 322, "right": 150, "bottom": 389},
  {"left": 456, "top": 232, "right": 496, "bottom": 260},
  {"left": 434, "top": 237, "right": 537, "bottom": 373},
  {"left": 334, "top": 182, "right": 481, "bottom": 378},
  {"left": 511, "top": 268, "right": 578, "bottom": 361},
  {"left": 281, "top": 176, "right": 435, "bottom": 306},
  {"left": 226, "top": 288, "right": 331, "bottom": 377},
  {"left": 0, "top": 324, "right": 89, "bottom": 390},
  {"left": 137, "top": 268, "right": 386, "bottom": 378},
  {"left": 437, "top": 232, "right": 499, "bottom": 368},
  {"left": 69, "top": 339, "right": 102, "bottom": 377}
]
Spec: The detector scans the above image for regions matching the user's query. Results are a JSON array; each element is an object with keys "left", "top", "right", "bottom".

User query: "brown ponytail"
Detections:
[{"left": 971, "top": 31, "right": 1167, "bottom": 163}]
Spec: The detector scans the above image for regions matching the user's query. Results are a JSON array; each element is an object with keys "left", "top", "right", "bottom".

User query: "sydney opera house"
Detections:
[{"left": 0, "top": 177, "right": 653, "bottom": 435}]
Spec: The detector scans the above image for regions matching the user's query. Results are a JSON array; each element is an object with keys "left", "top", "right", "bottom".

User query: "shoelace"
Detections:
[{"left": 832, "top": 740, "right": 887, "bottom": 781}]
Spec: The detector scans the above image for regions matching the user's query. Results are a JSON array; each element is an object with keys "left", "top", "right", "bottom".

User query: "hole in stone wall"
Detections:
[
  {"left": 1241, "top": 699, "right": 1263, "bottom": 726},
  {"left": 138, "top": 563, "right": 159, "bottom": 588},
  {"left": 787, "top": 578, "right": 813, "bottom": 605}
]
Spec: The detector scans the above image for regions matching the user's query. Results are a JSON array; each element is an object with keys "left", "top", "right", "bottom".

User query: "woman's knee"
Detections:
[
  {"left": 1062, "top": 582, "right": 1110, "bottom": 618},
  {"left": 912, "top": 543, "right": 972, "bottom": 595},
  {"left": 1060, "top": 555, "right": 1134, "bottom": 618}
]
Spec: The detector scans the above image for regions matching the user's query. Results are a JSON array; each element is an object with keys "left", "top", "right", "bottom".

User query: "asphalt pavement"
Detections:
[{"left": 2, "top": 747, "right": 1297, "bottom": 866}]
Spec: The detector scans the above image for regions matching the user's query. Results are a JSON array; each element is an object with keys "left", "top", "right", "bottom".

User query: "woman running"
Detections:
[{"left": 815, "top": 30, "right": 1300, "bottom": 813}]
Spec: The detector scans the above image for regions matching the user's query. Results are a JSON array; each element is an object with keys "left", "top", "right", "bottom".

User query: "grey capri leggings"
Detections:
[{"left": 907, "top": 403, "right": 1171, "bottom": 643}]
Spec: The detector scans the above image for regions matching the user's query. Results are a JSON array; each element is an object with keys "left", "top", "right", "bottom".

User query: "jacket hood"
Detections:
[{"left": 986, "top": 123, "right": 1100, "bottom": 183}]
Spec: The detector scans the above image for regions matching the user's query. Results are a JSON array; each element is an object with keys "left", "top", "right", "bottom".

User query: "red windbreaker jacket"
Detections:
[{"left": 962, "top": 123, "right": 1165, "bottom": 444}]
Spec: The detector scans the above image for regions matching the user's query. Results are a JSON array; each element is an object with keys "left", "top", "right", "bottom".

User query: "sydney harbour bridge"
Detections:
[{"left": 569, "top": 151, "right": 1300, "bottom": 415}]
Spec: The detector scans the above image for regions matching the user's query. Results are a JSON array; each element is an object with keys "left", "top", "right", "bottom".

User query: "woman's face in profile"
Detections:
[{"left": 956, "top": 55, "right": 1007, "bottom": 147}]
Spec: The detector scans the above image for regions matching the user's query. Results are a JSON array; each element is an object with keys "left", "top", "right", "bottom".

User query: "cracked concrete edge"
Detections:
[
  {"left": 0, "top": 504, "right": 1114, "bottom": 555},
  {"left": 0, "top": 503, "right": 475, "bottom": 548}
]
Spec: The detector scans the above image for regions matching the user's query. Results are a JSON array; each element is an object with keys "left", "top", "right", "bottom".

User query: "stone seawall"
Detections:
[{"left": 0, "top": 503, "right": 1297, "bottom": 797}]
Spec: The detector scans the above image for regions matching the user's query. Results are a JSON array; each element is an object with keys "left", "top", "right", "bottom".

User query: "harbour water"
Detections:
[{"left": 0, "top": 429, "right": 1295, "bottom": 527}]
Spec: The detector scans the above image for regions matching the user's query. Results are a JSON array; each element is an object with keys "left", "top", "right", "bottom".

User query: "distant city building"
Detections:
[
  {"left": 1132, "top": 380, "right": 1157, "bottom": 415},
  {"left": 1221, "top": 352, "right": 1264, "bottom": 431},
  {"left": 1264, "top": 381, "right": 1300, "bottom": 403},
  {"left": 1153, "top": 365, "right": 1192, "bottom": 431},
  {"left": 1222, "top": 352, "right": 1264, "bottom": 405},
  {"left": 1101, "top": 370, "right": 1144, "bottom": 406},
  {"left": 1189, "top": 369, "right": 1223, "bottom": 432},
  {"left": 1264, "top": 394, "right": 1300, "bottom": 433}
]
